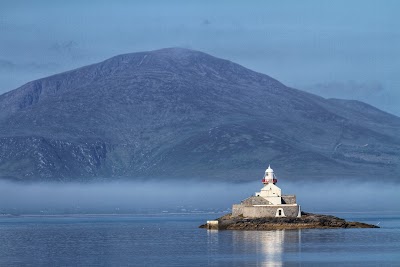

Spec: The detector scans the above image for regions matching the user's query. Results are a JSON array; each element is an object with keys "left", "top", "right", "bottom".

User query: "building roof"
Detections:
[{"left": 241, "top": 196, "right": 271, "bottom": 206}]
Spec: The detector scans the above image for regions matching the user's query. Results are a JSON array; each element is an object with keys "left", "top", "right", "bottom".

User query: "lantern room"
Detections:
[{"left": 262, "top": 165, "right": 278, "bottom": 184}]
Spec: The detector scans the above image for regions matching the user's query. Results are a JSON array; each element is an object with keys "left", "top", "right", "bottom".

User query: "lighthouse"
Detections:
[
  {"left": 232, "top": 164, "right": 300, "bottom": 218},
  {"left": 262, "top": 165, "right": 278, "bottom": 185},
  {"left": 255, "top": 165, "right": 282, "bottom": 205}
]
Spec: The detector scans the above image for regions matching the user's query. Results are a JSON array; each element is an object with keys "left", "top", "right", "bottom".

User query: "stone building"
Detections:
[{"left": 232, "top": 165, "right": 301, "bottom": 218}]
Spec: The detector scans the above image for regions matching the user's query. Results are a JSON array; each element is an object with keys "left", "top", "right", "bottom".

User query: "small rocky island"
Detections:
[
  {"left": 200, "top": 211, "right": 379, "bottom": 230},
  {"left": 201, "top": 165, "right": 379, "bottom": 230}
]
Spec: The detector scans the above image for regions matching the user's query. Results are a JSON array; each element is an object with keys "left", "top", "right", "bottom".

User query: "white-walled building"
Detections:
[{"left": 232, "top": 165, "right": 301, "bottom": 218}]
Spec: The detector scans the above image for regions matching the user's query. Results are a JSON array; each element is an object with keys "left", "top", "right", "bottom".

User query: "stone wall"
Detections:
[
  {"left": 232, "top": 204, "right": 244, "bottom": 217},
  {"left": 242, "top": 205, "right": 299, "bottom": 218},
  {"left": 282, "top": 195, "right": 296, "bottom": 204},
  {"left": 241, "top": 196, "right": 270, "bottom": 206}
]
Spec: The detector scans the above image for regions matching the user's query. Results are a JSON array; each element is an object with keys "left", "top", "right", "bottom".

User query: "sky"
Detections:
[{"left": 0, "top": 0, "right": 399, "bottom": 115}]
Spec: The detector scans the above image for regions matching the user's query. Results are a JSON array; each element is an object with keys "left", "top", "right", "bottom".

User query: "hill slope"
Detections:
[{"left": 0, "top": 48, "right": 399, "bottom": 182}]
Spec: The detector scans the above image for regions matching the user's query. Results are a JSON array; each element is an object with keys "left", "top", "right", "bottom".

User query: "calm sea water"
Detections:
[{"left": 0, "top": 212, "right": 399, "bottom": 266}]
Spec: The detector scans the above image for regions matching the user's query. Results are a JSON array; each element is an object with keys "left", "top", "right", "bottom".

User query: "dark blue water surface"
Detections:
[{"left": 0, "top": 212, "right": 399, "bottom": 266}]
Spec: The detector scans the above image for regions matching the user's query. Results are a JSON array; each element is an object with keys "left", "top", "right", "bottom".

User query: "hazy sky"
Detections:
[
  {"left": 1, "top": 0, "right": 399, "bottom": 115},
  {"left": 1, "top": 180, "right": 399, "bottom": 213}
]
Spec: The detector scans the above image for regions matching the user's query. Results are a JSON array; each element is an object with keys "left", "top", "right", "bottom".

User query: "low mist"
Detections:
[{"left": 0, "top": 179, "right": 399, "bottom": 215}]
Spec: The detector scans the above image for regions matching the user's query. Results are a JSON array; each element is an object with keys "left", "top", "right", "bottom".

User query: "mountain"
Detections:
[{"left": 0, "top": 48, "right": 399, "bottom": 182}]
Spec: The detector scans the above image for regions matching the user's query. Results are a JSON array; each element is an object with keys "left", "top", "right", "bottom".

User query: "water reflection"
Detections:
[
  {"left": 207, "top": 229, "right": 219, "bottom": 265},
  {"left": 231, "top": 230, "right": 301, "bottom": 266}
]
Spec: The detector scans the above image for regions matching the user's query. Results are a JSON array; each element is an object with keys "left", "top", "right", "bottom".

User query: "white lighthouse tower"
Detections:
[
  {"left": 262, "top": 165, "right": 278, "bottom": 185},
  {"left": 255, "top": 165, "right": 282, "bottom": 205}
]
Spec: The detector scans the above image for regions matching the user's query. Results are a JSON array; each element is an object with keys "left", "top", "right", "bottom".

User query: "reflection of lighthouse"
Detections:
[
  {"left": 231, "top": 230, "right": 284, "bottom": 266},
  {"left": 259, "top": 230, "right": 284, "bottom": 267},
  {"left": 231, "top": 230, "right": 302, "bottom": 267}
]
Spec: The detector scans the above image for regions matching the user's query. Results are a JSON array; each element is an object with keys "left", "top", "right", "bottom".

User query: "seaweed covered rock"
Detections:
[{"left": 200, "top": 212, "right": 379, "bottom": 230}]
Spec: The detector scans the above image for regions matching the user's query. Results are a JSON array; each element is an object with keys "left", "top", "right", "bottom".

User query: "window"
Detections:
[{"left": 276, "top": 208, "right": 285, "bottom": 217}]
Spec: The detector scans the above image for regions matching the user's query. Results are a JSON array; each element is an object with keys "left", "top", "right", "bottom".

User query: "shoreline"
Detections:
[{"left": 200, "top": 212, "right": 380, "bottom": 230}]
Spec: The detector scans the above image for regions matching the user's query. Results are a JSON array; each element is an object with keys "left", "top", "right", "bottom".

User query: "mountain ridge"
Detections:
[{"left": 0, "top": 48, "right": 399, "bottom": 182}]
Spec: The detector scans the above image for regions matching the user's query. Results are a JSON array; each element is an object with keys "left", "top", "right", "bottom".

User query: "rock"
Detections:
[{"left": 199, "top": 212, "right": 379, "bottom": 230}]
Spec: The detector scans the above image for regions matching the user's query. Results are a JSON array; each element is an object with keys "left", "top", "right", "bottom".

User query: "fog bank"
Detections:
[{"left": 0, "top": 179, "right": 399, "bottom": 214}]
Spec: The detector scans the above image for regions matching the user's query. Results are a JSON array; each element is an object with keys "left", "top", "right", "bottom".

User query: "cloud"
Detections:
[
  {"left": 305, "top": 80, "right": 385, "bottom": 98},
  {"left": 49, "top": 41, "right": 78, "bottom": 54},
  {"left": 202, "top": 19, "right": 211, "bottom": 25},
  {"left": 299, "top": 80, "right": 400, "bottom": 115},
  {"left": 0, "top": 59, "right": 58, "bottom": 71},
  {"left": 0, "top": 58, "right": 61, "bottom": 92},
  {"left": 0, "top": 59, "right": 16, "bottom": 70},
  {"left": 0, "top": 39, "right": 83, "bottom": 92},
  {"left": 0, "top": 179, "right": 398, "bottom": 215}
]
